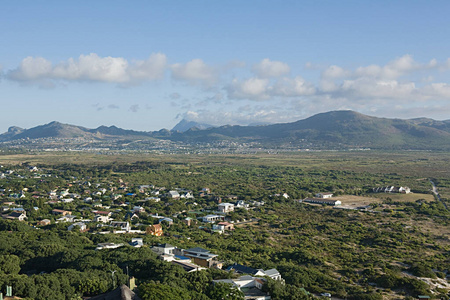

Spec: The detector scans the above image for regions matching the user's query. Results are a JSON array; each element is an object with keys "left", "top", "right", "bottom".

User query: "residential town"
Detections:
[
  {"left": 0, "top": 161, "right": 444, "bottom": 300},
  {"left": 0, "top": 164, "right": 287, "bottom": 299}
]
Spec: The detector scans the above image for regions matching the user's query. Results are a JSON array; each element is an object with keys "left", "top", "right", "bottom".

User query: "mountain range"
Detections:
[
  {"left": 171, "top": 119, "right": 214, "bottom": 132},
  {"left": 1, "top": 111, "right": 449, "bottom": 150}
]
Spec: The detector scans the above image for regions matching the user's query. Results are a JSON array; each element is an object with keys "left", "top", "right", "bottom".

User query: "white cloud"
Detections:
[
  {"left": 272, "top": 76, "right": 315, "bottom": 97},
  {"left": 171, "top": 59, "right": 217, "bottom": 86},
  {"left": 312, "top": 55, "right": 450, "bottom": 109},
  {"left": 53, "top": 53, "right": 130, "bottom": 82},
  {"left": 252, "top": 58, "right": 290, "bottom": 78},
  {"left": 6, "top": 53, "right": 450, "bottom": 121},
  {"left": 8, "top": 56, "right": 53, "bottom": 81},
  {"left": 422, "top": 82, "right": 450, "bottom": 98},
  {"left": 180, "top": 107, "right": 293, "bottom": 126},
  {"left": 226, "top": 76, "right": 314, "bottom": 100},
  {"left": 321, "top": 65, "right": 349, "bottom": 79},
  {"left": 7, "top": 53, "right": 167, "bottom": 84},
  {"left": 226, "top": 78, "right": 270, "bottom": 100},
  {"left": 129, "top": 53, "right": 167, "bottom": 80},
  {"left": 128, "top": 53, "right": 167, "bottom": 81},
  {"left": 339, "top": 78, "right": 417, "bottom": 100},
  {"left": 354, "top": 55, "right": 441, "bottom": 79}
]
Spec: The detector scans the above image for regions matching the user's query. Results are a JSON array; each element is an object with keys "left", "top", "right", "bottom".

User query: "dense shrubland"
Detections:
[{"left": 0, "top": 152, "right": 448, "bottom": 299}]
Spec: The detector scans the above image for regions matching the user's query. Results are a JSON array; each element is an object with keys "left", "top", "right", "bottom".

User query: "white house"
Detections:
[
  {"left": 94, "top": 215, "right": 112, "bottom": 223},
  {"left": 60, "top": 190, "right": 70, "bottom": 197},
  {"left": 133, "top": 206, "right": 145, "bottom": 213},
  {"left": 226, "top": 264, "right": 283, "bottom": 281},
  {"left": 96, "top": 243, "right": 123, "bottom": 250},
  {"left": 262, "top": 269, "right": 282, "bottom": 281},
  {"left": 168, "top": 191, "right": 180, "bottom": 199},
  {"left": 3, "top": 212, "right": 27, "bottom": 221},
  {"left": 235, "top": 200, "right": 249, "bottom": 209},
  {"left": 213, "top": 276, "right": 270, "bottom": 300},
  {"left": 303, "top": 198, "right": 341, "bottom": 206},
  {"left": 315, "top": 193, "right": 333, "bottom": 198},
  {"left": 112, "top": 194, "right": 122, "bottom": 200},
  {"left": 201, "top": 215, "right": 224, "bottom": 223},
  {"left": 110, "top": 221, "right": 130, "bottom": 232},
  {"left": 56, "top": 215, "right": 77, "bottom": 223},
  {"left": 151, "top": 243, "right": 176, "bottom": 256},
  {"left": 218, "top": 203, "right": 234, "bottom": 213},
  {"left": 145, "top": 197, "right": 160, "bottom": 202},
  {"left": 130, "top": 238, "right": 144, "bottom": 248},
  {"left": 384, "top": 186, "right": 395, "bottom": 193},
  {"left": 181, "top": 192, "right": 195, "bottom": 199},
  {"left": 251, "top": 200, "right": 265, "bottom": 207},
  {"left": 399, "top": 186, "right": 411, "bottom": 194},
  {"left": 68, "top": 222, "right": 87, "bottom": 232}
]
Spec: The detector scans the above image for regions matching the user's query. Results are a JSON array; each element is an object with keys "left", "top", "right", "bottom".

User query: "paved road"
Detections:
[{"left": 430, "top": 179, "right": 448, "bottom": 210}]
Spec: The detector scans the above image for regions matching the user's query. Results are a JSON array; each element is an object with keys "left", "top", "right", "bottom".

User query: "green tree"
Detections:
[
  {"left": 0, "top": 254, "right": 21, "bottom": 274},
  {"left": 206, "top": 282, "right": 244, "bottom": 300},
  {"left": 139, "top": 282, "right": 191, "bottom": 300},
  {"left": 185, "top": 270, "right": 212, "bottom": 294}
]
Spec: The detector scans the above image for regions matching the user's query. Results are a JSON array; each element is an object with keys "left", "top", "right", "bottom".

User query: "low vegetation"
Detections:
[{"left": 0, "top": 151, "right": 448, "bottom": 299}]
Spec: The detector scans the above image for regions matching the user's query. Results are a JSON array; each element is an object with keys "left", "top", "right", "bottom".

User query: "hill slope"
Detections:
[
  {"left": 1, "top": 111, "right": 449, "bottom": 150},
  {"left": 0, "top": 122, "right": 151, "bottom": 141},
  {"left": 171, "top": 111, "right": 450, "bottom": 149},
  {"left": 172, "top": 119, "right": 214, "bottom": 132}
]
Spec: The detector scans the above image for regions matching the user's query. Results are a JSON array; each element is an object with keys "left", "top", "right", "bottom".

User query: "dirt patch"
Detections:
[
  {"left": 381, "top": 193, "right": 435, "bottom": 203},
  {"left": 332, "top": 195, "right": 381, "bottom": 208},
  {"left": 330, "top": 193, "right": 436, "bottom": 210}
]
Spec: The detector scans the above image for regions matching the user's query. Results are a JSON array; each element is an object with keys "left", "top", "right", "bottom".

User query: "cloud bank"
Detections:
[
  {"left": 7, "top": 53, "right": 167, "bottom": 84},
  {"left": 5, "top": 54, "right": 450, "bottom": 123}
]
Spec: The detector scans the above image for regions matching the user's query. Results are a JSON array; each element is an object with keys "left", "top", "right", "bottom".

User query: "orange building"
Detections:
[{"left": 146, "top": 224, "right": 163, "bottom": 236}]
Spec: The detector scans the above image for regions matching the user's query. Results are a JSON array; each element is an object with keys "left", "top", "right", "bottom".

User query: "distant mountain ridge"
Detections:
[
  {"left": 0, "top": 121, "right": 152, "bottom": 141},
  {"left": 163, "top": 111, "right": 450, "bottom": 149},
  {"left": 1, "top": 111, "right": 450, "bottom": 150},
  {"left": 171, "top": 119, "right": 214, "bottom": 132}
]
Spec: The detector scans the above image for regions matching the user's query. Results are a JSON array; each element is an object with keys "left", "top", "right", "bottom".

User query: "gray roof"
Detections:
[
  {"left": 171, "top": 260, "right": 204, "bottom": 272},
  {"left": 88, "top": 284, "right": 141, "bottom": 300},
  {"left": 110, "top": 221, "right": 128, "bottom": 227},
  {"left": 263, "top": 269, "right": 280, "bottom": 276},
  {"left": 8, "top": 212, "right": 25, "bottom": 218},
  {"left": 184, "top": 247, "right": 218, "bottom": 260},
  {"left": 226, "top": 263, "right": 258, "bottom": 275},
  {"left": 213, "top": 279, "right": 236, "bottom": 286},
  {"left": 203, "top": 214, "right": 221, "bottom": 218}
]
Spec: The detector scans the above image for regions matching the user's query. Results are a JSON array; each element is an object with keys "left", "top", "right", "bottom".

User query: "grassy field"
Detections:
[
  {"left": 377, "top": 192, "right": 435, "bottom": 202},
  {"left": 328, "top": 193, "right": 435, "bottom": 209},
  {"left": 332, "top": 195, "right": 382, "bottom": 207},
  {"left": 0, "top": 150, "right": 449, "bottom": 198}
]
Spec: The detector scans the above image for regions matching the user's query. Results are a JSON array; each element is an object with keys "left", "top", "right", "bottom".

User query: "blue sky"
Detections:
[{"left": 1, "top": 1, "right": 450, "bottom": 132}]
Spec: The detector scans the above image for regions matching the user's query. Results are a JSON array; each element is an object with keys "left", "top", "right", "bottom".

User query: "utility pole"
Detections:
[{"left": 109, "top": 270, "right": 116, "bottom": 289}]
